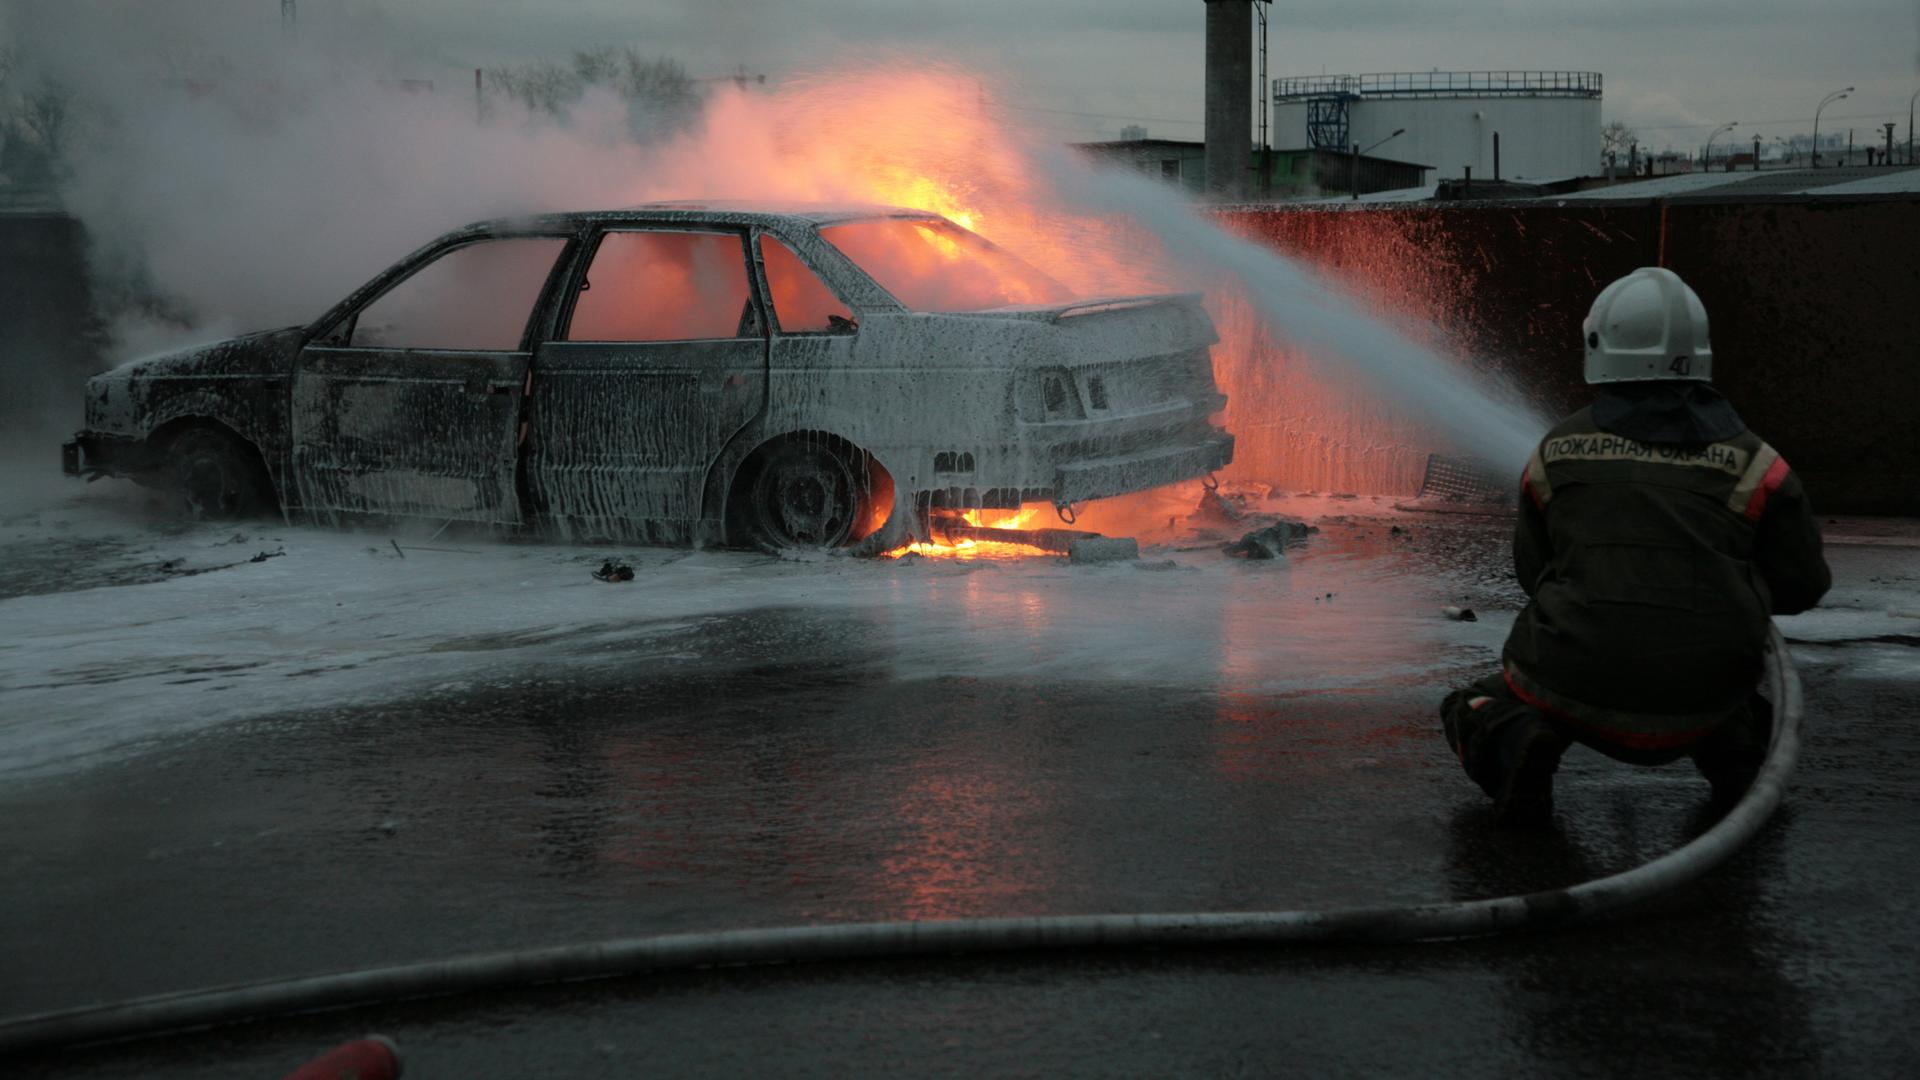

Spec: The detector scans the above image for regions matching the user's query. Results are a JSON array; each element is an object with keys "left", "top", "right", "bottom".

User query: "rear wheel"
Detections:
[
  {"left": 743, "top": 440, "right": 864, "bottom": 552},
  {"left": 167, "top": 427, "right": 273, "bottom": 520}
]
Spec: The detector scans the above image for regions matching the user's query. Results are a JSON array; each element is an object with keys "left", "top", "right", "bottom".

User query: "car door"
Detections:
[
  {"left": 289, "top": 234, "right": 573, "bottom": 525},
  {"left": 526, "top": 226, "right": 768, "bottom": 542}
]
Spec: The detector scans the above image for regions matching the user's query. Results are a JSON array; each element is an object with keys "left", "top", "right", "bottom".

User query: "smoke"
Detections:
[{"left": 4, "top": 0, "right": 1545, "bottom": 499}]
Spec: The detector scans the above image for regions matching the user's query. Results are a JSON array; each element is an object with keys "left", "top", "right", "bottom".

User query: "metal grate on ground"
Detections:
[{"left": 1416, "top": 453, "right": 1510, "bottom": 503}]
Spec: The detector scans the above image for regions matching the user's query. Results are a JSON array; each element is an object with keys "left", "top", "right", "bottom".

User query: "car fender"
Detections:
[{"left": 83, "top": 328, "right": 302, "bottom": 489}]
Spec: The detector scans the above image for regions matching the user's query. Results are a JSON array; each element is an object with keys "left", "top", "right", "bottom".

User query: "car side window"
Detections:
[
  {"left": 345, "top": 237, "right": 567, "bottom": 351},
  {"left": 566, "top": 231, "right": 757, "bottom": 342},
  {"left": 760, "top": 235, "right": 856, "bottom": 334}
]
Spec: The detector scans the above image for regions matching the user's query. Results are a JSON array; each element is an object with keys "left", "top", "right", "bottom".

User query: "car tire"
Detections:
[
  {"left": 743, "top": 439, "right": 865, "bottom": 552},
  {"left": 167, "top": 426, "right": 273, "bottom": 520}
]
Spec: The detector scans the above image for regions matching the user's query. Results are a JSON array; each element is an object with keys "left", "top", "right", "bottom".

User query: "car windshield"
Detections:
[{"left": 819, "top": 218, "right": 1074, "bottom": 313}]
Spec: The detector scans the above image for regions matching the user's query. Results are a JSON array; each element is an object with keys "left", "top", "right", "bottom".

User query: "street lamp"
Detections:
[
  {"left": 1703, "top": 122, "right": 1737, "bottom": 171},
  {"left": 1812, "top": 87, "right": 1853, "bottom": 167},
  {"left": 1350, "top": 128, "right": 1407, "bottom": 200},
  {"left": 1361, "top": 128, "right": 1406, "bottom": 155},
  {"left": 1908, "top": 87, "right": 1918, "bottom": 165}
]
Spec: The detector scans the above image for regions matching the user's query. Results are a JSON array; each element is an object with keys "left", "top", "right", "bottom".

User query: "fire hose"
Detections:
[{"left": 0, "top": 627, "right": 1802, "bottom": 1055}]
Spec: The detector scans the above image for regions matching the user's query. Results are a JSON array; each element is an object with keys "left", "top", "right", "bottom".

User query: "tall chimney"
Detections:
[{"left": 1203, "top": 0, "right": 1253, "bottom": 200}]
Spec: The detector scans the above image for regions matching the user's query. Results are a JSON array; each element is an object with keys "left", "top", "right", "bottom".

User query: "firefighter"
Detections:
[{"left": 1441, "top": 267, "right": 1830, "bottom": 826}]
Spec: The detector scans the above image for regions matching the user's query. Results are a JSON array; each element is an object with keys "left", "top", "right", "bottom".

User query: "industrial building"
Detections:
[
  {"left": 1273, "top": 71, "right": 1602, "bottom": 182},
  {"left": 1073, "top": 139, "right": 1431, "bottom": 199}
]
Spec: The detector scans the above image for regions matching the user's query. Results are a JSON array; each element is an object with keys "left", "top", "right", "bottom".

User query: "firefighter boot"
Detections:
[
  {"left": 1692, "top": 694, "right": 1774, "bottom": 811},
  {"left": 1441, "top": 684, "right": 1568, "bottom": 827},
  {"left": 1491, "top": 719, "right": 1567, "bottom": 828}
]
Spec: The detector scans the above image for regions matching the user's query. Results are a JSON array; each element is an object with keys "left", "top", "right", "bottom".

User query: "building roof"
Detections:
[
  {"left": 1074, "top": 139, "right": 1204, "bottom": 151},
  {"left": 1558, "top": 165, "right": 1920, "bottom": 202},
  {"left": 1269, "top": 147, "right": 1437, "bottom": 171}
]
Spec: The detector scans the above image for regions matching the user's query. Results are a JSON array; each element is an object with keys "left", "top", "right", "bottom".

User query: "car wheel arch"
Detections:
[
  {"left": 709, "top": 428, "right": 913, "bottom": 554},
  {"left": 150, "top": 416, "right": 282, "bottom": 513}
]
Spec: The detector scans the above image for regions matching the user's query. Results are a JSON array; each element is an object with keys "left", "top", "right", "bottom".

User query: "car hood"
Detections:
[{"left": 97, "top": 326, "right": 307, "bottom": 380}]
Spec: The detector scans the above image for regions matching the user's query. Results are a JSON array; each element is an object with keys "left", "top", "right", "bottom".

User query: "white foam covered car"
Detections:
[{"left": 65, "top": 203, "right": 1233, "bottom": 552}]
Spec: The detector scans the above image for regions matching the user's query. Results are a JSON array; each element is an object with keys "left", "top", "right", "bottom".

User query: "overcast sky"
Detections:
[
  {"left": 12, "top": 1, "right": 1916, "bottom": 150},
  {"left": 339, "top": 0, "right": 1920, "bottom": 151}
]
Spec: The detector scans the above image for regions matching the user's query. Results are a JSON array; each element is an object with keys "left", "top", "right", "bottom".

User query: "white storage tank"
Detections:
[{"left": 1273, "top": 72, "right": 1602, "bottom": 182}]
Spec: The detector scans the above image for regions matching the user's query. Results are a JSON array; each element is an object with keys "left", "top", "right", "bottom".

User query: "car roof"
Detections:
[{"left": 463, "top": 201, "right": 944, "bottom": 234}]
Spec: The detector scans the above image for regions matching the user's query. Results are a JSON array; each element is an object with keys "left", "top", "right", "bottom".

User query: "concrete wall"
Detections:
[
  {"left": 1214, "top": 197, "right": 1920, "bottom": 514},
  {"left": 0, "top": 211, "right": 103, "bottom": 451},
  {"left": 1274, "top": 95, "right": 1600, "bottom": 181}
]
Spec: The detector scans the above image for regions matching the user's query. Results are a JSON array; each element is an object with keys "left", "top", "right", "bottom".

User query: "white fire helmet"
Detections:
[{"left": 1582, "top": 266, "right": 1713, "bottom": 385}]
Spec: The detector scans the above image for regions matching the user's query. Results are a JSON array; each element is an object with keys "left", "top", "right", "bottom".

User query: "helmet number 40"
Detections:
[{"left": 1669, "top": 355, "right": 1693, "bottom": 376}]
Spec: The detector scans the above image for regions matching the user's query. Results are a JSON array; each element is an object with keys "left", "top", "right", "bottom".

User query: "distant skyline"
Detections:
[
  {"left": 364, "top": 0, "right": 1919, "bottom": 151},
  {"left": 10, "top": 1, "right": 1918, "bottom": 152}
]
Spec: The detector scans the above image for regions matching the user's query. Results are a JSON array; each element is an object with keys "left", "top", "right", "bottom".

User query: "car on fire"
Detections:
[{"left": 64, "top": 203, "right": 1233, "bottom": 552}]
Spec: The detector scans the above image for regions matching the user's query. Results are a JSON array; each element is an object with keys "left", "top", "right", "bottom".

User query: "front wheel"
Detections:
[
  {"left": 743, "top": 440, "right": 864, "bottom": 552},
  {"left": 167, "top": 427, "right": 273, "bottom": 520}
]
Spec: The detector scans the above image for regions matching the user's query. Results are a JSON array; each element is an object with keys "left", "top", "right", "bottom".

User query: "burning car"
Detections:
[{"left": 64, "top": 203, "right": 1233, "bottom": 552}]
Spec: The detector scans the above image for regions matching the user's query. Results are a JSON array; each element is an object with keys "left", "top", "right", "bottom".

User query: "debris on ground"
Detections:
[
  {"left": 1132, "top": 558, "right": 1186, "bottom": 572},
  {"left": 389, "top": 539, "right": 406, "bottom": 559},
  {"left": 153, "top": 550, "right": 285, "bottom": 577},
  {"left": 591, "top": 559, "right": 635, "bottom": 582},
  {"left": 1224, "top": 519, "right": 1316, "bottom": 560},
  {"left": 1441, "top": 605, "right": 1478, "bottom": 622},
  {"left": 1189, "top": 488, "right": 1250, "bottom": 525},
  {"left": 1069, "top": 537, "right": 1139, "bottom": 565}
]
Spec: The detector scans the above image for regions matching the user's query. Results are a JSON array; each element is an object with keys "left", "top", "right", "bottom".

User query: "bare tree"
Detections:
[
  {"left": 1, "top": 59, "right": 79, "bottom": 191},
  {"left": 20, "top": 80, "right": 72, "bottom": 162},
  {"left": 485, "top": 48, "right": 698, "bottom": 138},
  {"left": 1601, "top": 120, "right": 1638, "bottom": 159}
]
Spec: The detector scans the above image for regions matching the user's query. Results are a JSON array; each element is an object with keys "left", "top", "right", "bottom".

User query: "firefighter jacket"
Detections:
[{"left": 1501, "top": 383, "right": 1830, "bottom": 750}]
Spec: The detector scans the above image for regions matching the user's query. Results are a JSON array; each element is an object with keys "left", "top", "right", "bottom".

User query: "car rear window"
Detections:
[
  {"left": 760, "top": 236, "right": 855, "bottom": 333},
  {"left": 819, "top": 219, "right": 1073, "bottom": 313}
]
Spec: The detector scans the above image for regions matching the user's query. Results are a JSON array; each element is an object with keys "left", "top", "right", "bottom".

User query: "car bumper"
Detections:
[
  {"left": 63, "top": 432, "right": 150, "bottom": 479},
  {"left": 1053, "top": 433, "right": 1234, "bottom": 505}
]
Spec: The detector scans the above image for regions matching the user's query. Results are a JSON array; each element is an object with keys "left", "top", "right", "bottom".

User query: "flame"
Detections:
[
  {"left": 885, "top": 505, "right": 1051, "bottom": 559},
  {"left": 962, "top": 507, "right": 1041, "bottom": 530},
  {"left": 887, "top": 536, "right": 1055, "bottom": 560},
  {"left": 866, "top": 166, "right": 980, "bottom": 231}
]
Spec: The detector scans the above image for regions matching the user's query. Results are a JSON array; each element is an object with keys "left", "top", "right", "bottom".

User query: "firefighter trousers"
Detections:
[{"left": 1439, "top": 674, "right": 1773, "bottom": 805}]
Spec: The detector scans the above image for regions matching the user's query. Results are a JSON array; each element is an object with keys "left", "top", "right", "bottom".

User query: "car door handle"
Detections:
[{"left": 465, "top": 379, "right": 517, "bottom": 397}]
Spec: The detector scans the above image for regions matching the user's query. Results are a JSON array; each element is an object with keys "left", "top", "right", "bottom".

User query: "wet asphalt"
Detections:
[{"left": 3, "top": 509, "right": 1917, "bottom": 1078}]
